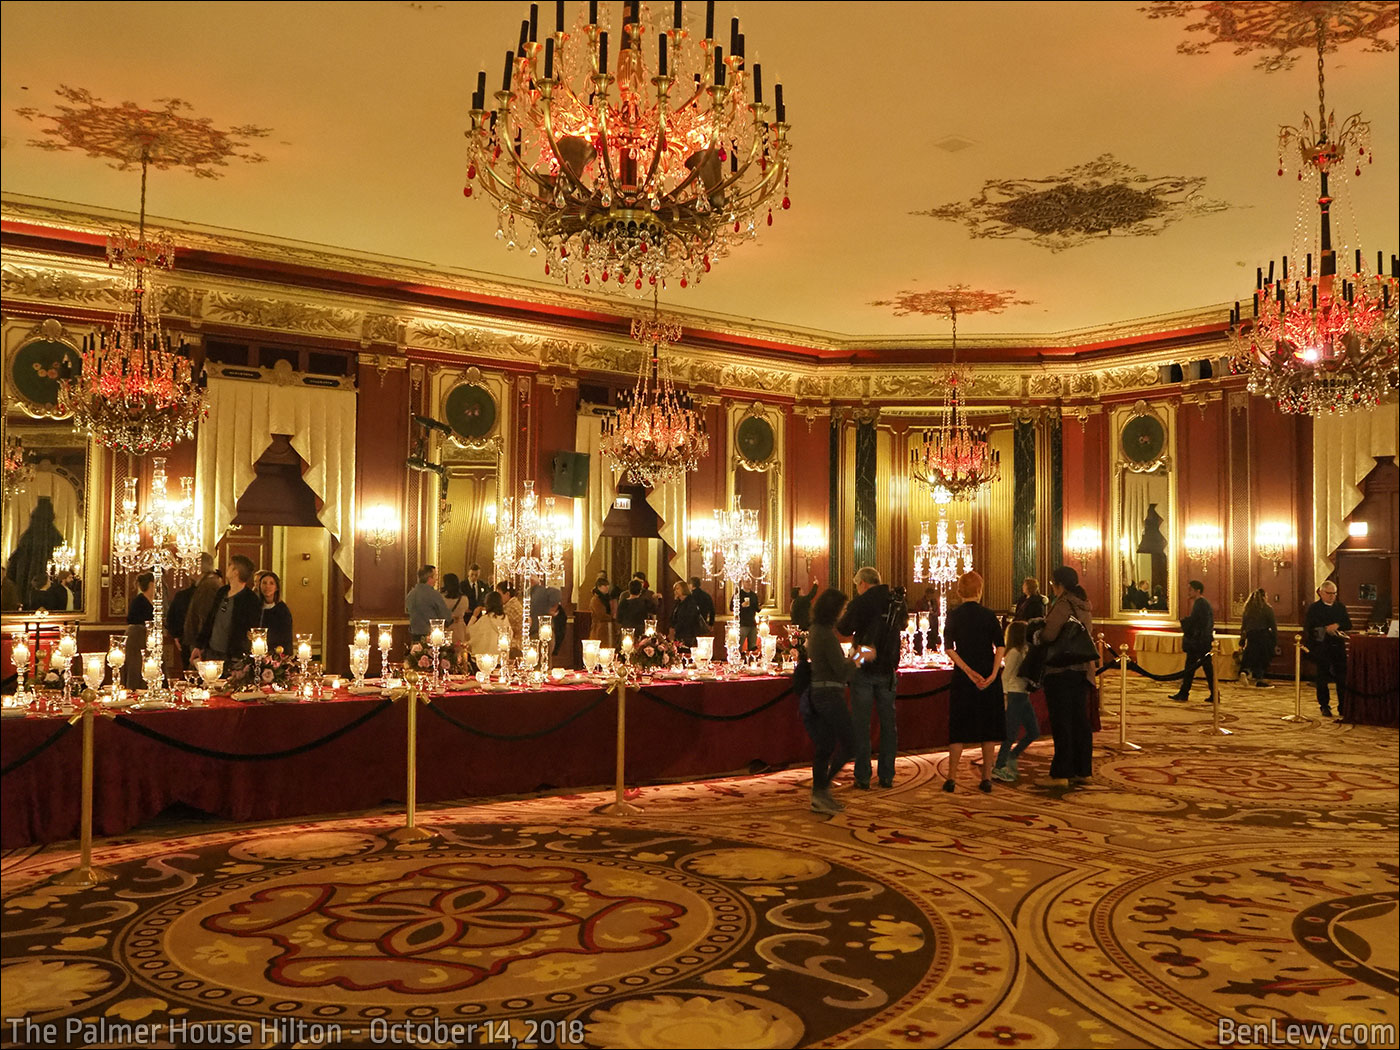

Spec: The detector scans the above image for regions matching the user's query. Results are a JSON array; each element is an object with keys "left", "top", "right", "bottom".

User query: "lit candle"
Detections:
[
  {"left": 107, "top": 644, "right": 124, "bottom": 669},
  {"left": 621, "top": 631, "right": 635, "bottom": 654},
  {"left": 758, "top": 620, "right": 770, "bottom": 638},
  {"left": 539, "top": 620, "right": 554, "bottom": 641},
  {"left": 378, "top": 626, "right": 393, "bottom": 648},
  {"left": 251, "top": 635, "right": 268, "bottom": 658},
  {"left": 143, "top": 654, "right": 160, "bottom": 678},
  {"left": 354, "top": 626, "right": 371, "bottom": 647},
  {"left": 50, "top": 648, "right": 65, "bottom": 669},
  {"left": 59, "top": 634, "right": 77, "bottom": 658},
  {"left": 524, "top": 646, "right": 539, "bottom": 669},
  {"left": 498, "top": 631, "right": 511, "bottom": 652},
  {"left": 12, "top": 639, "right": 29, "bottom": 668},
  {"left": 429, "top": 627, "right": 446, "bottom": 647},
  {"left": 297, "top": 640, "right": 312, "bottom": 662}
]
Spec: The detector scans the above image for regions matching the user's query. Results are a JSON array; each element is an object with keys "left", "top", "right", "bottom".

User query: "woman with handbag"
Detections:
[{"left": 1037, "top": 565, "right": 1096, "bottom": 786}]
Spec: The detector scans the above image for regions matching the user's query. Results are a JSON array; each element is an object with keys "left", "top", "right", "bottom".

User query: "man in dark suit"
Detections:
[
  {"left": 1169, "top": 579, "right": 1215, "bottom": 702},
  {"left": 463, "top": 563, "right": 492, "bottom": 610},
  {"left": 689, "top": 576, "right": 716, "bottom": 631},
  {"left": 192, "top": 554, "right": 262, "bottom": 663}
]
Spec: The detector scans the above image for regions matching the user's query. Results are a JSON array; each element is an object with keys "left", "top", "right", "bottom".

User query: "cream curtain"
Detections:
[
  {"left": 1312, "top": 400, "right": 1398, "bottom": 586},
  {"left": 572, "top": 412, "right": 617, "bottom": 603},
  {"left": 646, "top": 475, "right": 687, "bottom": 582},
  {"left": 196, "top": 376, "right": 358, "bottom": 593}
]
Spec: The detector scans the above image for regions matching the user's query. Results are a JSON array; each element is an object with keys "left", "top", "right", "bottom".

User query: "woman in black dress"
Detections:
[
  {"left": 256, "top": 571, "right": 294, "bottom": 655},
  {"left": 942, "top": 570, "right": 1005, "bottom": 794}
]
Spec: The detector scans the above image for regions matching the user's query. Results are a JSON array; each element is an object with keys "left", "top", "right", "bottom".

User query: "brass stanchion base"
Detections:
[
  {"left": 1106, "top": 739, "right": 1144, "bottom": 752},
  {"left": 1281, "top": 713, "right": 1312, "bottom": 723},
  {"left": 387, "top": 825, "right": 437, "bottom": 843},
  {"left": 595, "top": 799, "right": 643, "bottom": 816},
  {"left": 1199, "top": 725, "right": 1234, "bottom": 736},
  {"left": 54, "top": 865, "right": 114, "bottom": 887}
]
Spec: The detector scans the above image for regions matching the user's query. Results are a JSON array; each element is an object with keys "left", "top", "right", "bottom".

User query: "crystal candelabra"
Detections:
[
  {"left": 427, "top": 619, "right": 447, "bottom": 691},
  {"left": 58, "top": 146, "right": 206, "bottom": 454},
  {"left": 295, "top": 634, "right": 313, "bottom": 689},
  {"left": 494, "top": 479, "right": 571, "bottom": 664},
  {"left": 56, "top": 623, "right": 78, "bottom": 706},
  {"left": 539, "top": 617, "right": 555, "bottom": 678},
  {"left": 248, "top": 628, "right": 268, "bottom": 686},
  {"left": 464, "top": 0, "right": 792, "bottom": 293},
  {"left": 377, "top": 623, "right": 394, "bottom": 681},
  {"left": 912, "top": 509, "right": 973, "bottom": 655},
  {"left": 46, "top": 543, "right": 77, "bottom": 582},
  {"left": 1226, "top": 14, "right": 1398, "bottom": 415},
  {"left": 697, "top": 497, "right": 768, "bottom": 666},
  {"left": 111, "top": 457, "right": 202, "bottom": 700}
]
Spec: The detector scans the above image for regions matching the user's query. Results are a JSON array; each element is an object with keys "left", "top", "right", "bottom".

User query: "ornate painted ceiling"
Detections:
[{"left": 1, "top": 1, "right": 1396, "bottom": 344}]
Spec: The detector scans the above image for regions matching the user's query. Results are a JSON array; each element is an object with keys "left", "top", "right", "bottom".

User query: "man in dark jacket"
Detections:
[
  {"left": 836, "top": 566, "right": 901, "bottom": 789},
  {"left": 463, "top": 563, "right": 492, "bottom": 610},
  {"left": 192, "top": 555, "right": 262, "bottom": 663},
  {"left": 689, "top": 576, "right": 716, "bottom": 629},
  {"left": 790, "top": 582, "right": 819, "bottom": 632},
  {"left": 737, "top": 586, "right": 761, "bottom": 651},
  {"left": 1304, "top": 581, "right": 1351, "bottom": 717},
  {"left": 1169, "top": 579, "right": 1215, "bottom": 702}
]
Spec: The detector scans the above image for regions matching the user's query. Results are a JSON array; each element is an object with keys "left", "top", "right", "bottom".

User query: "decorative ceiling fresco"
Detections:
[
  {"left": 14, "top": 86, "right": 270, "bottom": 176},
  {"left": 0, "top": 2, "right": 1395, "bottom": 341},
  {"left": 912, "top": 154, "right": 1231, "bottom": 253},
  {"left": 1141, "top": 0, "right": 1399, "bottom": 72},
  {"left": 869, "top": 285, "right": 1034, "bottom": 320}
]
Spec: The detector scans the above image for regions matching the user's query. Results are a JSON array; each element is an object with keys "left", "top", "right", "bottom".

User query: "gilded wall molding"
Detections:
[{"left": 0, "top": 247, "right": 1233, "bottom": 408}]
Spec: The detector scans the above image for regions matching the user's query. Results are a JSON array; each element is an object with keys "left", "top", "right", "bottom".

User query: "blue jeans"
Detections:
[
  {"left": 996, "top": 691, "right": 1038, "bottom": 768},
  {"left": 849, "top": 672, "right": 897, "bottom": 786}
]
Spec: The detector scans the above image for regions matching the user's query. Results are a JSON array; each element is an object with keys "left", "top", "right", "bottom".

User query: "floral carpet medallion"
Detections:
[{"left": 2, "top": 680, "right": 1397, "bottom": 1047}]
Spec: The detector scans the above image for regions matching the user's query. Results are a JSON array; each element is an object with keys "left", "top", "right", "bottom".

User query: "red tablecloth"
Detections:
[
  {"left": 1345, "top": 635, "right": 1399, "bottom": 728},
  {"left": 2, "top": 667, "right": 1102, "bottom": 847}
]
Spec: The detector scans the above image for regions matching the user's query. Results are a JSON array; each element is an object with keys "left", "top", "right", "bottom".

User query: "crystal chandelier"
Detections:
[
  {"left": 3, "top": 432, "right": 33, "bottom": 500},
  {"left": 59, "top": 147, "right": 208, "bottom": 453},
  {"left": 112, "top": 457, "right": 203, "bottom": 698},
  {"left": 46, "top": 543, "right": 78, "bottom": 581},
  {"left": 494, "top": 479, "right": 572, "bottom": 643},
  {"left": 600, "top": 295, "right": 709, "bottom": 485},
  {"left": 911, "top": 306, "right": 1001, "bottom": 500},
  {"left": 698, "top": 497, "right": 769, "bottom": 621},
  {"left": 1227, "top": 15, "right": 1398, "bottom": 415},
  {"left": 464, "top": 0, "right": 791, "bottom": 293}
]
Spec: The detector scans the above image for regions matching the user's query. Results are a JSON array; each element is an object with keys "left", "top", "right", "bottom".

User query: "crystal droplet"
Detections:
[
  {"left": 635, "top": 279, "right": 643, "bottom": 289},
  {"left": 467, "top": 163, "right": 476, "bottom": 179},
  {"left": 766, "top": 209, "right": 773, "bottom": 226},
  {"left": 782, "top": 196, "right": 790, "bottom": 209},
  {"left": 464, "top": 186, "right": 473, "bottom": 197}
]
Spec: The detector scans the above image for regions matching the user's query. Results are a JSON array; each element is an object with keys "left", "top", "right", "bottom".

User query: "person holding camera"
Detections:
[{"left": 836, "top": 566, "right": 905, "bottom": 790}]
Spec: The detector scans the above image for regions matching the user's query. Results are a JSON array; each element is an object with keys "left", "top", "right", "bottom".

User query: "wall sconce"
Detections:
[
  {"left": 1183, "top": 523, "right": 1223, "bottom": 573},
  {"left": 358, "top": 505, "right": 400, "bottom": 563},
  {"left": 1348, "top": 520, "right": 1369, "bottom": 539},
  {"left": 689, "top": 517, "right": 716, "bottom": 553},
  {"left": 1066, "top": 527, "right": 1100, "bottom": 569},
  {"left": 795, "top": 523, "right": 825, "bottom": 572},
  {"left": 1255, "top": 522, "right": 1292, "bottom": 573}
]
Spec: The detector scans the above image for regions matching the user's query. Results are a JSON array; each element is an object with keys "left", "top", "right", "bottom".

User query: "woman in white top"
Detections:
[
  {"left": 467, "top": 591, "right": 511, "bottom": 670},
  {"left": 441, "top": 573, "right": 472, "bottom": 667},
  {"left": 991, "top": 619, "right": 1039, "bottom": 783}
]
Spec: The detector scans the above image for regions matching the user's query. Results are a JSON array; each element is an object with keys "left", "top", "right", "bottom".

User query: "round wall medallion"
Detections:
[
  {"left": 1120, "top": 413, "right": 1166, "bottom": 467},
  {"left": 735, "top": 415, "right": 775, "bottom": 465},
  {"left": 445, "top": 383, "right": 498, "bottom": 441},
  {"left": 9, "top": 339, "right": 82, "bottom": 416}
]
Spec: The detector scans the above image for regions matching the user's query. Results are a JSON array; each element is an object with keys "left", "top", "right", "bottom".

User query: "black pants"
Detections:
[
  {"left": 1043, "top": 672, "right": 1092, "bottom": 779},
  {"left": 1313, "top": 642, "right": 1347, "bottom": 712},
  {"left": 1241, "top": 630, "right": 1274, "bottom": 679},
  {"left": 803, "top": 686, "right": 855, "bottom": 791},
  {"left": 1174, "top": 648, "right": 1215, "bottom": 699}
]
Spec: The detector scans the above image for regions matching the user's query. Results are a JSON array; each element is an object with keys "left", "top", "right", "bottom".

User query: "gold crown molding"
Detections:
[
  {"left": 5, "top": 195, "right": 1236, "bottom": 353},
  {"left": 1, "top": 249, "right": 1231, "bottom": 407}
]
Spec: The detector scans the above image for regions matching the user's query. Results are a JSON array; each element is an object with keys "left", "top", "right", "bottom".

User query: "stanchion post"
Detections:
[
  {"left": 1201, "top": 639, "right": 1232, "bottom": 736},
  {"left": 597, "top": 674, "right": 641, "bottom": 816},
  {"left": 1115, "top": 643, "right": 1142, "bottom": 751},
  {"left": 388, "top": 675, "right": 436, "bottom": 843},
  {"left": 54, "top": 704, "right": 113, "bottom": 887},
  {"left": 1282, "top": 634, "right": 1309, "bottom": 723}
]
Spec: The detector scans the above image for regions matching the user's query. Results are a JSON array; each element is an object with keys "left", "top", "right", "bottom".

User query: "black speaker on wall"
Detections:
[{"left": 551, "top": 451, "right": 589, "bottom": 498}]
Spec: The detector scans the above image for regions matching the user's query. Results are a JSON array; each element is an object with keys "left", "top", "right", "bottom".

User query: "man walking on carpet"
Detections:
[{"left": 1169, "top": 579, "right": 1216, "bottom": 703}]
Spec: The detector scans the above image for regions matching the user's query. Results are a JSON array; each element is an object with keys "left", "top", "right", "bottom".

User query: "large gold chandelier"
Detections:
[
  {"left": 59, "top": 147, "right": 207, "bottom": 452},
  {"left": 1227, "top": 15, "right": 1398, "bottom": 415},
  {"left": 464, "top": 0, "right": 791, "bottom": 293},
  {"left": 911, "top": 307, "right": 1001, "bottom": 500},
  {"left": 600, "top": 295, "right": 709, "bottom": 485}
]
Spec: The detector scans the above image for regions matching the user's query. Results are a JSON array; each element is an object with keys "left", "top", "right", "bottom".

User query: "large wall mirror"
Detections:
[
  {"left": 424, "top": 367, "right": 508, "bottom": 584},
  {"left": 728, "top": 401, "right": 786, "bottom": 610},
  {"left": 1111, "top": 400, "right": 1177, "bottom": 618},
  {"left": 3, "top": 319, "right": 97, "bottom": 616}
]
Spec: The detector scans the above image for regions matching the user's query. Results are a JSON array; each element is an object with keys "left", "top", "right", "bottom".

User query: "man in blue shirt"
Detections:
[{"left": 406, "top": 564, "right": 451, "bottom": 639}]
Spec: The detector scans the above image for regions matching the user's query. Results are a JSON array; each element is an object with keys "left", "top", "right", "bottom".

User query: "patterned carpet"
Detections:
[{"left": 3, "top": 676, "right": 1397, "bottom": 1048}]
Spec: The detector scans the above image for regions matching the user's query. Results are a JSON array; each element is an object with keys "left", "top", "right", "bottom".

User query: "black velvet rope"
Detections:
[
  {"left": 896, "top": 683, "right": 952, "bottom": 699},
  {"left": 110, "top": 699, "right": 394, "bottom": 761},
  {"left": 423, "top": 692, "right": 611, "bottom": 740},
  {"left": 0, "top": 721, "right": 75, "bottom": 777},
  {"left": 636, "top": 685, "right": 795, "bottom": 720}
]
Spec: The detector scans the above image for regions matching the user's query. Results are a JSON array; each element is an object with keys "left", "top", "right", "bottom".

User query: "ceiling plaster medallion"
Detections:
[
  {"left": 869, "top": 284, "right": 1032, "bottom": 320},
  {"left": 1141, "top": 1, "right": 1399, "bottom": 72},
  {"left": 16, "top": 86, "right": 271, "bottom": 176},
  {"left": 914, "top": 153, "right": 1230, "bottom": 252}
]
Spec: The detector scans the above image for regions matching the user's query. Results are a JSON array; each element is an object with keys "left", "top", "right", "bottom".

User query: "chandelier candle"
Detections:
[{"left": 465, "top": 1, "right": 791, "bottom": 292}]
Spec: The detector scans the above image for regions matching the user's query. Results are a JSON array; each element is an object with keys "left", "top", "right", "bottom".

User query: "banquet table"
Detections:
[
  {"left": 0, "top": 666, "right": 1105, "bottom": 847},
  {"left": 1344, "top": 635, "right": 1399, "bottom": 728},
  {"left": 1133, "top": 630, "right": 1241, "bottom": 680}
]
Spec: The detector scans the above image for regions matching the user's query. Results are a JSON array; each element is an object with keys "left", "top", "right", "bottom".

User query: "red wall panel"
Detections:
[{"left": 351, "top": 362, "right": 411, "bottom": 619}]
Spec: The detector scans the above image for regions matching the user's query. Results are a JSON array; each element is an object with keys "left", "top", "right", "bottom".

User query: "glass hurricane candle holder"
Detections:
[
  {"left": 248, "top": 627, "right": 269, "bottom": 683},
  {"left": 581, "top": 639, "right": 600, "bottom": 675},
  {"left": 351, "top": 620, "right": 371, "bottom": 649},
  {"left": 726, "top": 623, "right": 742, "bottom": 670},
  {"left": 643, "top": 618, "right": 657, "bottom": 638},
  {"left": 377, "top": 623, "right": 394, "bottom": 678},
  {"left": 349, "top": 644, "right": 370, "bottom": 689},
  {"left": 294, "top": 633, "right": 313, "bottom": 684},
  {"left": 106, "top": 633, "right": 126, "bottom": 673},
  {"left": 598, "top": 647, "right": 615, "bottom": 675},
  {"left": 197, "top": 659, "right": 223, "bottom": 693},
  {"left": 761, "top": 635, "right": 778, "bottom": 667},
  {"left": 11, "top": 632, "right": 34, "bottom": 706},
  {"left": 141, "top": 649, "right": 162, "bottom": 700},
  {"left": 476, "top": 651, "right": 497, "bottom": 684},
  {"left": 81, "top": 652, "right": 105, "bottom": 695}
]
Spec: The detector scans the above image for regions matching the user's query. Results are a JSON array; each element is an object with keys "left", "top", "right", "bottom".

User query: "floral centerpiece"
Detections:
[
  {"left": 632, "top": 635, "right": 679, "bottom": 671},
  {"left": 774, "top": 629, "right": 807, "bottom": 664},
  {"left": 227, "top": 648, "right": 295, "bottom": 690},
  {"left": 406, "top": 640, "right": 456, "bottom": 676}
]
